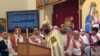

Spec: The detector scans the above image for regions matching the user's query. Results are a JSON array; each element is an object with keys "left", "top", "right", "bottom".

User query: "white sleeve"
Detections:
[
  {"left": 29, "top": 38, "right": 34, "bottom": 44},
  {"left": 8, "top": 38, "right": 17, "bottom": 56},
  {"left": 65, "top": 39, "right": 73, "bottom": 55}
]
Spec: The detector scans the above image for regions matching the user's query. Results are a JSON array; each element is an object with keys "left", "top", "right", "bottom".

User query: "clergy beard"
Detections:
[
  {"left": 61, "top": 31, "right": 66, "bottom": 34},
  {"left": 44, "top": 28, "right": 50, "bottom": 34}
]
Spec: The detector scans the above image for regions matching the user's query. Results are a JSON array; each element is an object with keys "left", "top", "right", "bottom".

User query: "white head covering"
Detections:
[{"left": 42, "top": 15, "right": 52, "bottom": 29}]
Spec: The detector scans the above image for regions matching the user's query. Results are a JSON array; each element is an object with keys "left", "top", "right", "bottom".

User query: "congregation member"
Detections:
[
  {"left": 29, "top": 27, "right": 44, "bottom": 45},
  {"left": 90, "top": 27, "right": 100, "bottom": 55},
  {"left": 95, "top": 24, "right": 100, "bottom": 39},
  {"left": 80, "top": 28, "right": 91, "bottom": 56},
  {"left": 41, "top": 16, "right": 64, "bottom": 56},
  {"left": 90, "top": 27, "right": 100, "bottom": 44},
  {"left": 71, "top": 30, "right": 84, "bottom": 56},
  {"left": 80, "top": 28, "right": 90, "bottom": 45},
  {"left": 59, "top": 24, "right": 73, "bottom": 56},
  {"left": 85, "top": 27, "right": 100, "bottom": 56},
  {"left": 0, "top": 32, "right": 15, "bottom": 56},
  {"left": 10, "top": 26, "right": 27, "bottom": 55}
]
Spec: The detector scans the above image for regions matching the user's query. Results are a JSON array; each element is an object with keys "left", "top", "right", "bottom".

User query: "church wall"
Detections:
[
  {"left": 1, "top": 0, "right": 100, "bottom": 30},
  {"left": 39, "top": 6, "right": 53, "bottom": 28},
  {"left": 0, "top": 0, "right": 53, "bottom": 29},
  {"left": 82, "top": 0, "right": 100, "bottom": 28},
  {"left": 28, "top": 0, "right": 37, "bottom": 10},
  {"left": 0, "top": 0, "right": 29, "bottom": 18}
]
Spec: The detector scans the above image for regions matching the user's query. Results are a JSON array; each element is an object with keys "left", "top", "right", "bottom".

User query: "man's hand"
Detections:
[
  {"left": 65, "top": 52, "right": 70, "bottom": 56},
  {"left": 7, "top": 48, "right": 12, "bottom": 53},
  {"left": 35, "top": 40, "right": 38, "bottom": 43}
]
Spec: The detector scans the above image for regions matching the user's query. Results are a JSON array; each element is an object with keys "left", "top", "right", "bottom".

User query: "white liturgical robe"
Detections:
[{"left": 45, "top": 29, "right": 65, "bottom": 56}]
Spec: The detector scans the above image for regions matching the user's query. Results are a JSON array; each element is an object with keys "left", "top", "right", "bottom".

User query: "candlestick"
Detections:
[
  {"left": 17, "top": 29, "right": 19, "bottom": 38},
  {"left": 17, "top": 29, "right": 19, "bottom": 43},
  {"left": 26, "top": 28, "right": 28, "bottom": 39}
]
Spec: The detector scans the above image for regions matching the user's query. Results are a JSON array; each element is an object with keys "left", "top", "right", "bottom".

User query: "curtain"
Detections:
[{"left": 53, "top": 0, "right": 79, "bottom": 29}]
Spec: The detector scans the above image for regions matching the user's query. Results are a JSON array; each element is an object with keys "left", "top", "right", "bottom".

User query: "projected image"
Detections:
[{"left": 7, "top": 10, "right": 39, "bottom": 33}]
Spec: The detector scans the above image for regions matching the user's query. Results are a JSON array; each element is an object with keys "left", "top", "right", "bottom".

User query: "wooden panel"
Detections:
[
  {"left": 18, "top": 43, "right": 51, "bottom": 56},
  {"left": 18, "top": 44, "right": 28, "bottom": 56},
  {"left": 18, "top": 55, "right": 27, "bottom": 56},
  {"left": 28, "top": 44, "right": 51, "bottom": 56}
]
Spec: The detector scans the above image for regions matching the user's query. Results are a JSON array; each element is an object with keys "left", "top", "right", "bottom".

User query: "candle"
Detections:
[
  {"left": 17, "top": 29, "right": 19, "bottom": 43},
  {"left": 17, "top": 29, "right": 19, "bottom": 38},
  {"left": 26, "top": 28, "right": 28, "bottom": 39}
]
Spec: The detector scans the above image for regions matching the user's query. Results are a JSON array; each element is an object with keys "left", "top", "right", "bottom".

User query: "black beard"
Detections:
[
  {"left": 44, "top": 28, "right": 50, "bottom": 34},
  {"left": 61, "top": 31, "right": 66, "bottom": 34}
]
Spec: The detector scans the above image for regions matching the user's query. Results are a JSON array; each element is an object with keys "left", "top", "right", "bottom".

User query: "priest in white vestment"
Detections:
[{"left": 41, "top": 15, "right": 64, "bottom": 56}]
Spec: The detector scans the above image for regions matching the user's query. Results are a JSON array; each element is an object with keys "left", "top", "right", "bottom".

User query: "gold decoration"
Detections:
[
  {"left": 0, "top": 18, "right": 6, "bottom": 32},
  {"left": 64, "top": 16, "right": 74, "bottom": 28},
  {"left": 79, "top": 5, "right": 82, "bottom": 10},
  {"left": 91, "top": 2, "right": 97, "bottom": 6},
  {"left": 51, "top": 36, "right": 57, "bottom": 44}
]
